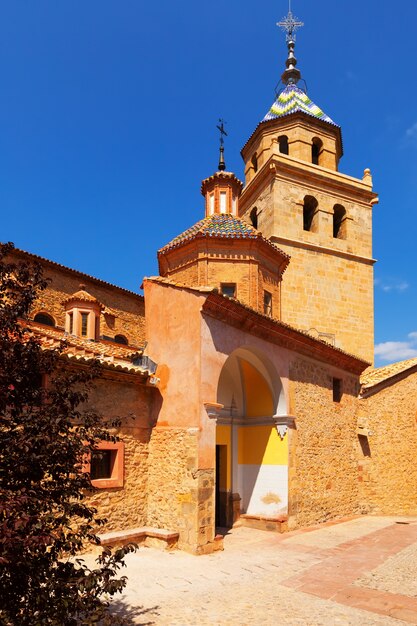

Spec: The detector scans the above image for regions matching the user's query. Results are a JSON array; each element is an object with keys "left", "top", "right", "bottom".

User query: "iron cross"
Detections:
[
  {"left": 216, "top": 119, "right": 228, "bottom": 146},
  {"left": 277, "top": 1, "right": 304, "bottom": 41}
]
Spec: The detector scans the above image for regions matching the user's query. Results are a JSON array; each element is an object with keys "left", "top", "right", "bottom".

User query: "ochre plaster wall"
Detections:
[
  {"left": 358, "top": 373, "right": 417, "bottom": 515},
  {"left": 288, "top": 358, "right": 361, "bottom": 529}
]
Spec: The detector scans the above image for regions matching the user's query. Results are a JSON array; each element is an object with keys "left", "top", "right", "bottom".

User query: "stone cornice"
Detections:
[
  {"left": 270, "top": 235, "right": 376, "bottom": 266},
  {"left": 239, "top": 154, "right": 377, "bottom": 211}
]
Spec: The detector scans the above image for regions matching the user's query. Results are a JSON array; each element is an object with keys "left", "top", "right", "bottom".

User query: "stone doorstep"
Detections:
[
  {"left": 236, "top": 514, "right": 288, "bottom": 533},
  {"left": 99, "top": 527, "right": 179, "bottom": 551}
]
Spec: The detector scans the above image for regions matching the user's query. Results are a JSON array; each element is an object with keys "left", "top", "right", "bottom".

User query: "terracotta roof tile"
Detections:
[
  {"left": 62, "top": 287, "right": 104, "bottom": 308},
  {"left": 26, "top": 322, "right": 148, "bottom": 376},
  {"left": 360, "top": 357, "right": 417, "bottom": 390}
]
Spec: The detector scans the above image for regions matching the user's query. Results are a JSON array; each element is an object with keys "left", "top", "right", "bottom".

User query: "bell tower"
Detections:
[{"left": 238, "top": 6, "right": 378, "bottom": 363}]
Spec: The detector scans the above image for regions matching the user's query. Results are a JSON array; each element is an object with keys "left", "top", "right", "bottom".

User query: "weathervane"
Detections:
[
  {"left": 216, "top": 118, "right": 227, "bottom": 171},
  {"left": 277, "top": 1, "right": 304, "bottom": 42}
]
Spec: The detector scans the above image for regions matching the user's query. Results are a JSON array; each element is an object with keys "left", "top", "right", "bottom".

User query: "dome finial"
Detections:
[
  {"left": 277, "top": 1, "right": 304, "bottom": 86},
  {"left": 216, "top": 118, "right": 227, "bottom": 171}
]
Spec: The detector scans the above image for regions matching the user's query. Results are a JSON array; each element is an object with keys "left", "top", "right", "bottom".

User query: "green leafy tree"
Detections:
[{"left": 0, "top": 243, "right": 135, "bottom": 625}]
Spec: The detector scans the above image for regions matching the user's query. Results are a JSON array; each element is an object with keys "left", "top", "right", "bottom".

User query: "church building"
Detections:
[{"left": 13, "top": 8, "right": 417, "bottom": 554}]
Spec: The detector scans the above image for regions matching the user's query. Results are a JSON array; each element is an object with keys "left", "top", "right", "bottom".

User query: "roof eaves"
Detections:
[
  {"left": 241, "top": 112, "right": 343, "bottom": 158},
  {"left": 11, "top": 247, "right": 143, "bottom": 300},
  {"left": 202, "top": 292, "right": 369, "bottom": 375}
]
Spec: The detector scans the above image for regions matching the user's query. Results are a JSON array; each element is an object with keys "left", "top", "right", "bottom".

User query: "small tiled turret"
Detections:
[{"left": 201, "top": 171, "right": 243, "bottom": 217}]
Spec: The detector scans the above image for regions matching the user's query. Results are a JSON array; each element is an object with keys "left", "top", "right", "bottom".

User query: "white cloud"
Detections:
[
  {"left": 374, "top": 332, "right": 417, "bottom": 363},
  {"left": 374, "top": 278, "right": 409, "bottom": 293},
  {"left": 405, "top": 122, "right": 417, "bottom": 143}
]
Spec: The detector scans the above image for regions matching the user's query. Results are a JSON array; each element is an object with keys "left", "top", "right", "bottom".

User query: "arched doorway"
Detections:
[{"left": 215, "top": 348, "right": 287, "bottom": 527}]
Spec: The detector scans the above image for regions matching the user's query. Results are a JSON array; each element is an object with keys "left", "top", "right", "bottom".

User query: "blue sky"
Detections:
[{"left": 1, "top": 1, "right": 416, "bottom": 367}]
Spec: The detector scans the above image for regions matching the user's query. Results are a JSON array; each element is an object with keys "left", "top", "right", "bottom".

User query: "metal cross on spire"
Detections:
[
  {"left": 216, "top": 119, "right": 228, "bottom": 146},
  {"left": 216, "top": 118, "right": 228, "bottom": 171},
  {"left": 277, "top": 1, "right": 304, "bottom": 42}
]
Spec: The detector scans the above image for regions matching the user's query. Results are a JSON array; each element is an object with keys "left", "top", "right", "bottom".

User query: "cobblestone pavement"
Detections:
[
  {"left": 84, "top": 516, "right": 417, "bottom": 625},
  {"left": 356, "top": 538, "right": 417, "bottom": 598}
]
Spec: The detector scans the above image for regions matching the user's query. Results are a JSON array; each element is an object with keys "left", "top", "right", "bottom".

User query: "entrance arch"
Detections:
[{"left": 215, "top": 348, "right": 288, "bottom": 527}]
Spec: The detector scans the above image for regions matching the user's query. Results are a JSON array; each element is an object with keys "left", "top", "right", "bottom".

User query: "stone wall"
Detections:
[
  {"left": 359, "top": 372, "right": 417, "bottom": 515},
  {"left": 288, "top": 358, "right": 360, "bottom": 529},
  {"left": 84, "top": 377, "right": 154, "bottom": 532},
  {"left": 146, "top": 427, "right": 206, "bottom": 552},
  {"left": 14, "top": 250, "right": 146, "bottom": 346},
  {"left": 239, "top": 153, "right": 376, "bottom": 363}
]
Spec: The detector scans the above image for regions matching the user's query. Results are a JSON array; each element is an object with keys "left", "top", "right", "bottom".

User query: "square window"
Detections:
[
  {"left": 333, "top": 378, "right": 343, "bottom": 403},
  {"left": 221, "top": 283, "right": 236, "bottom": 298},
  {"left": 86, "top": 441, "right": 124, "bottom": 489}
]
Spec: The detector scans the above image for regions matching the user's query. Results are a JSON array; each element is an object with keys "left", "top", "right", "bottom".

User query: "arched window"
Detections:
[
  {"left": 312, "top": 138, "right": 323, "bottom": 165},
  {"left": 333, "top": 204, "right": 347, "bottom": 239},
  {"left": 250, "top": 207, "right": 258, "bottom": 229},
  {"left": 251, "top": 153, "right": 258, "bottom": 173},
  {"left": 278, "top": 135, "right": 289, "bottom": 155},
  {"left": 114, "top": 334, "right": 128, "bottom": 345},
  {"left": 34, "top": 312, "right": 55, "bottom": 327},
  {"left": 303, "top": 196, "right": 318, "bottom": 232}
]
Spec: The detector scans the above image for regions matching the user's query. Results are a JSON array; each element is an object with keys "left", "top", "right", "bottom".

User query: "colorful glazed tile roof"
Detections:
[
  {"left": 158, "top": 214, "right": 287, "bottom": 256},
  {"left": 361, "top": 357, "right": 417, "bottom": 390},
  {"left": 263, "top": 84, "right": 337, "bottom": 126}
]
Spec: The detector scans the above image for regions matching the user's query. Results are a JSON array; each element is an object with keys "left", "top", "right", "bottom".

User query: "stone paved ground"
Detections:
[{"left": 84, "top": 516, "right": 417, "bottom": 625}]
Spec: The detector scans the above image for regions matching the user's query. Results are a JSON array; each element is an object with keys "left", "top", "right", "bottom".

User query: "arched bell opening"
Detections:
[{"left": 215, "top": 347, "right": 288, "bottom": 528}]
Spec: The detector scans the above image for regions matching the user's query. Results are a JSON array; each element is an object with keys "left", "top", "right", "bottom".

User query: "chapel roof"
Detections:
[
  {"left": 158, "top": 214, "right": 288, "bottom": 259},
  {"left": 26, "top": 320, "right": 152, "bottom": 377},
  {"left": 62, "top": 285, "right": 104, "bottom": 308},
  {"left": 263, "top": 84, "right": 338, "bottom": 126},
  {"left": 360, "top": 357, "right": 417, "bottom": 391}
]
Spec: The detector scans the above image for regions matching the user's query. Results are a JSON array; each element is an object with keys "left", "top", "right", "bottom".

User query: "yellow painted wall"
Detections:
[
  {"left": 238, "top": 425, "right": 287, "bottom": 465},
  {"left": 240, "top": 359, "right": 274, "bottom": 417},
  {"left": 216, "top": 425, "right": 232, "bottom": 490}
]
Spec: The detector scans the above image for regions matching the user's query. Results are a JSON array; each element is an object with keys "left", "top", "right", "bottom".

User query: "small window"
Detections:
[
  {"left": 250, "top": 207, "right": 258, "bottom": 229},
  {"left": 209, "top": 193, "right": 214, "bottom": 215},
  {"left": 278, "top": 135, "right": 289, "bottom": 155},
  {"left": 91, "top": 449, "right": 113, "bottom": 480},
  {"left": 220, "top": 191, "right": 227, "bottom": 214},
  {"left": 333, "top": 378, "right": 343, "bottom": 403},
  {"left": 87, "top": 441, "right": 124, "bottom": 489},
  {"left": 303, "top": 196, "right": 318, "bottom": 232},
  {"left": 34, "top": 313, "right": 55, "bottom": 327},
  {"left": 312, "top": 138, "right": 323, "bottom": 165},
  {"left": 114, "top": 334, "right": 128, "bottom": 345},
  {"left": 263, "top": 291, "right": 272, "bottom": 317},
  {"left": 81, "top": 312, "right": 89, "bottom": 337},
  {"left": 333, "top": 204, "right": 347, "bottom": 239},
  {"left": 69, "top": 312, "right": 74, "bottom": 334},
  {"left": 251, "top": 153, "right": 258, "bottom": 173},
  {"left": 221, "top": 283, "right": 236, "bottom": 298}
]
